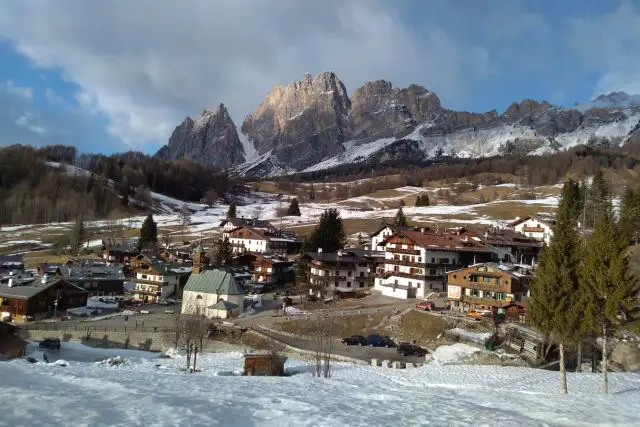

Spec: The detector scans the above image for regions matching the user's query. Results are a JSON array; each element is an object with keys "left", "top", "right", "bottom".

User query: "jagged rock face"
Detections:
[
  {"left": 348, "top": 80, "right": 442, "bottom": 141},
  {"left": 241, "top": 72, "right": 351, "bottom": 169},
  {"left": 502, "top": 99, "right": 553, "bottom": 121},
  {"left": 156, "top": 104, "right": 245, "bottom": 168}
]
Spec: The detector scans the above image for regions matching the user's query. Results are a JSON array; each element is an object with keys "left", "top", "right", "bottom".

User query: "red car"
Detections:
[{"left": 416, "top": 301, "right": 435, "bottom": 311}]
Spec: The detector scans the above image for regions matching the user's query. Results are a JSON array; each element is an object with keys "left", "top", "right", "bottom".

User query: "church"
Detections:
[{"left": 180, "top": 244, "right": 245, "bottom": 319}]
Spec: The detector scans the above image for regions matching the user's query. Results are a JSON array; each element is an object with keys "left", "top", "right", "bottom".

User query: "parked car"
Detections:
[
  {"left": 365, "top": 334, "right": 395, "bottom": 348},
  {"left": 396, "top": 342, "right": 428, "bottom": 357},
  {"left": 415, "top": 301, "right": 435, "bottom": 311},
  {"left": 39, "top": 338, "right": 61, "bottom": 351},
  {"left": 158, "top": 299, "right": 175, "bottom": 306},
  {"left": 341, "top": 335, "right": 366, "bottom": 346}
]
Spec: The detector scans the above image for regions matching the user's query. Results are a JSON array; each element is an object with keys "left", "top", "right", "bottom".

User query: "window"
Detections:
[
  {"left": 334, "top": 281, "right": 338, "bottom": 287},
  {"left": 359, "top": 272, "right": 364, "bottom": 277},
  {"left": 347, "top": 282, "right": 351, "bottom": 287},
  {"left": 417, "top": 257, "right": 421, "bottom": 262},
  {"left": 431, "top": 258, "right": 435, "bottom": 263},
  {"left": 359, "top": 282, "right": 365, "bottom": 288},
  {"left": 347, "top": 271, "right": 352, "bottom": 277},
  {"left": 408, "top": 282, "right": 412, "bottom": 288}
]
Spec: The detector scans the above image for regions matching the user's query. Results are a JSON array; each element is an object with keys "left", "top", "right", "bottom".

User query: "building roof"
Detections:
[
  {"left": 208, "top": 299, "right": 239, "bottom": 310},
  {"left": 220, "top": 218, "right": 274, "bottom": 229},
  {"left": 370, "top": 224, "right": 416, "bottom": 238},
  {"left": 106, "top": 244, "right": 140, "bottom": 254},
  {"left": 508, "top": 215, "right": 554, "bottom": 228},
  {"left": 0, "top": 255, "right": 24, "bottom": 266},
  {"left": 303, "top": 249, "right": 384, "bottom": 263},
  {"left": 386, "top": 230, "right": 491, "bottom": 253},
  {"left": 467, "top": 227, "right": 543, "bottom": 249},
  {"left": 0, "top": 278, "right": 85, "bottom": 300},
  {"left": 142, "top": 262, "right": 187, "bottom": 276},
  {"left": 184, "top": 269, "right": 244, "bottom": 295},
  {"left": 447, "top": 262, "right": 533, "bottom": 280}
]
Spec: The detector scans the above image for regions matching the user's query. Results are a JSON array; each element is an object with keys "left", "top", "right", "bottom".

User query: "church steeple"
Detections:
[{"left": 192, "top": 242, "right": 206, "bottom": 274}]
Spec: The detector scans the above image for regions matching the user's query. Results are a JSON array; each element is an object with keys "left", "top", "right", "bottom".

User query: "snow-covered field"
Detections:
[{"left": 2, "top": 342, "right": 639, "bottom": 426}]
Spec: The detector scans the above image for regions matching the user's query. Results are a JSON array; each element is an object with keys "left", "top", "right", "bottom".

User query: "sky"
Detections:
[{"left": 0, "top": 0, "right": 639, "bottom": 155}]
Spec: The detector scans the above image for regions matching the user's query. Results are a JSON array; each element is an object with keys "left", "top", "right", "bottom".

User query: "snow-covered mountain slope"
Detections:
[
  {"left": 2, "top": 343, "right": 640, "bottom": 426},
  {"left": 249, "top": 108, "right": 640, "bottom": 177},
  {"left": 576, "top": 91, "right": 640, "bottom": 112}
]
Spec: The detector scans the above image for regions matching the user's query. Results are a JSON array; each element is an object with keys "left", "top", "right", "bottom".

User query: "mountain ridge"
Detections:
[{"left": 156, "top": 71, "right": 640, "bottom": 178}]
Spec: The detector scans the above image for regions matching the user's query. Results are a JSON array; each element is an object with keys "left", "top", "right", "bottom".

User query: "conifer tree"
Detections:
[
  {"left": 619, "top": 186, "right": 640, "bottom": 245},
  {"left": 306, "top": 208, "right": 345, "bottom": 253},
  {"left": 395, "top": 207, "right": 408, "bottom": 227},
  {"left": 579, "top": 201, "right": 638, "bottom": 394},
  {"left": 287, "top": 198, "right": 301, "bottom": 216},
  {"left": 214, "top": 238, "right": 233, "bottom": 265},
  {"left": 415, "top": 194, "right": 430, "bottom": 207},
  {"left": 562, "top": 180, "right": 583, "bottom": 223},
  {"left": 530, "top": 191, "right": 583, "bottom": 393},
  {"left": 139, "top": 214, "right": 158, "bottom": 249},
  {"left": 227, "top": 202, "right": 237, "bottom": 219},
  {"left": 587, "top": 168, "right": 609, "bottom": 228}
]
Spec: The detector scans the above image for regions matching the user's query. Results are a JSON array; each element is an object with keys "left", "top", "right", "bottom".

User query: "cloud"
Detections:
[
  {"left": 15, "top": 113, "right": 46, "bottom": 135},
  {"left": 567, "top": 1, "right": 640, "bottom": 97},
  {"left": 0, "top": 0, "right": 494, "bottom": 149},
  {"left": 2, "top": 80, "right": 33, "bottom": 100}
]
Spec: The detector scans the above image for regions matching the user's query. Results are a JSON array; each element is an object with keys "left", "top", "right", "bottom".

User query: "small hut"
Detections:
[{"left": 243, "top": 352, "right": 287, "bottom": 376}]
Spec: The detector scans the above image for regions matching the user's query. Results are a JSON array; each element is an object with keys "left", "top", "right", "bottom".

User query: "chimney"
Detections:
[{"left": 318, "top": 248, "right": 323, "bottom": 253}]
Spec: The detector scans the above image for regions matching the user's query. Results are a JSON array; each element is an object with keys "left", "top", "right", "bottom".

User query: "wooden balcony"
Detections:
[
  {"left": 375, "top": 271, "right": 426, "bottom": 281},
  {"left": 386, "top": 247, "right": 421, "bottom": 255},
  {"left": 460, "top": 295, "right": 504, "bottom": 308},
  {"left": 465, "top": 282, "right": 512, "bottom": 294},
  {"left": 134, "top": 278, "right": 169, "bottom": 286},
  {"left": 385, "top": 259, "right": 423, "bottom": 268},
  {"left": 133, "top": 289, "right": 161, "bottom": 297}
]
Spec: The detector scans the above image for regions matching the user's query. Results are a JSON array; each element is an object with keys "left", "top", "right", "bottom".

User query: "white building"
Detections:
[
  {"left": 219, "top": 219, "right": 275, "bottom": 239},
  {"left": 132, "top": 263, "right": 188, "bottom": 304},
  {"left": 373, "top": 230, "right": 491, "bottom": 299},
  {"left": 370, "top": 225, "right": 415, "bottom": 251},
  {"left": 507, "top": 216, "right": 554, "bottom": 246},
  {"left": 226, "top": 226, "right": 301, "bottom": 255},
  {"left": 181, "top": 269, "right": 244, "bottom": 319}
]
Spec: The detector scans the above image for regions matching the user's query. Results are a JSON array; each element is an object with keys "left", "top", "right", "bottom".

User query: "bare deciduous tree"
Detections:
[
  {"left": 308, "top": 310, "right": 337, "bottom": 378},
  {"left": 173, "top": 302, "right": 209, "bottom": 372}
]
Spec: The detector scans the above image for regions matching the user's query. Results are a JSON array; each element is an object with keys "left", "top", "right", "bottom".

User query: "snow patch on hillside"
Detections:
[{"left": 237, "top": 128, "right": 258, "bottom": 162}]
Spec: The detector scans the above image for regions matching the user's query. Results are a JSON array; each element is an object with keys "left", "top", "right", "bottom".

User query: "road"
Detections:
[{"left": 255, "top": 326, "right": 427, "bottom": 365}]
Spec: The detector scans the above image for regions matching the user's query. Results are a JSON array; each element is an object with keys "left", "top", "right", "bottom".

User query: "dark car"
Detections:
[
  {"left": 396, "top": 342, "right": 428, "bottom": 357},
  {"left": 39, "top": 338, "right": 61, "bottom": 351},
  {"left": 365, "top": 334, "right": 395, "bottom": 348},
  {"left": 341, "top": 335, "right": 366, "bottom": 346}
]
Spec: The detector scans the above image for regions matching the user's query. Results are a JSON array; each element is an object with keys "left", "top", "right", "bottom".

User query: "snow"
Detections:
[
  {"left": 238, "top": 127, "right": 259, "bottom": 162},
  {"left": 447, "top": 328, "right": 493, "bottom": 345},
  {"left": 432, "top": 343, "right": 482, "bottom": 364},
  {"left": 2, "top": 343, "right": 640, "bottom": 426}
]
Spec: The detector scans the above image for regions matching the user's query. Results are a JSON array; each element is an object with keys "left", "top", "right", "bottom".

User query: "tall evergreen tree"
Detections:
[
  {"left": 306, "top": 208, "right": 345, "bottom": 253},
  {"left": 530, "top": 192, "right": 583, "bottom": 393},
  {"left": 140, "top": 214, "right": 158, "bottom": 249},
  {"left": 587, "top": 168, "right": 609, "bottom": 228},
  {"left": 619, "top": 186, "right": 640, "bottom": 245},
  {"left": 579, "top": 201, "right": 638, "bottom": 394},
  {"left": 227, "top": 202, "right": 237, "bottom": 219},
  {"left": 562, "top": 179, "right": 583, "bottom": 223},
  {"left": 287, "top": 198, "right": 301, "bottom": 216},
  {"left": 214, "top": 238, "right": 233, "bottom": 265},
  {"left": 394, "top": 207, "right": 408, "bottom": 227}
]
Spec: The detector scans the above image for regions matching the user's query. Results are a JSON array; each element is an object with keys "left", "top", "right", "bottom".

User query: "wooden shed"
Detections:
[{"left": 243, "top": 353, "right": 287, "bottom": 376}]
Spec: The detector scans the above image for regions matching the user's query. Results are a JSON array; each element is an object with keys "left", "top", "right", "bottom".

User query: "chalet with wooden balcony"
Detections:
[
  {"left": 507, "top": 215, "right": 554, "bottom": 246},
  {"left": 219, "top": 218, "right": 275, "bottom": 239},
  {"left": 38, "top": 261, "right": 125, "bottom": 297},
  {"left": 467, "top": 227, "right": 543, "bottom": 265},
  {"left": 301, "top": 249, "right": 385, "bottom": 298},
  {"left": 446, "top": 262, "right": 532, "bottom": 316},
  {"left": 132, "top": 262, "right": 191, "bottom": 303},
  {"left": 102, "top": 243, "right": 140, "bottom": 264},
  {"left": 249, "top": 254, "right": 294, "bottom": 286},
  {"left": 374, "top": 230, "right": 492, "bottom": 299}
]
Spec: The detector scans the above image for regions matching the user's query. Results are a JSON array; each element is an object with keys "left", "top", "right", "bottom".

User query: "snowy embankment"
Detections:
[{"left": 1, "top": 343, "right": 639, "bottom": 426}]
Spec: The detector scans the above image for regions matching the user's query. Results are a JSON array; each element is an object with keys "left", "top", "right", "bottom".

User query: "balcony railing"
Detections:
[
  {"left": 460, "top": 295, "right": 504, "bottom": 307},
  {"left": 385, "top": 259, "right": 423, "bottom": 267},
  {"left": 375, "top": 271, "right": 426, "bottom": 281},
  {"left": 134, "top": 278, "right": 169, "bottom": 286},
  {"left": 386, "top": 247, "right": 421, "bottom": 255},
  {"left": 133, "top": 289, "right": 161, "bottom": 296},
  {"left": 465, "top": 282, "right": 512, "bottom": 293}
]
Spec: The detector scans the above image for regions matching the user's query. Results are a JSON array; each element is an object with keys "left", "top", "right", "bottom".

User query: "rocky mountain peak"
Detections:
[
  {"left": 348, "top": 80, "right": 442, "bottom": 141},
  {"left": 240, "top": 71, "right": 351, "bottom": 169},
  {"left": 155, "top": 102, "right": 245, "bottom": 169},
  {"left": 503, "top": 99, "right": 553, "bottom": 119}
]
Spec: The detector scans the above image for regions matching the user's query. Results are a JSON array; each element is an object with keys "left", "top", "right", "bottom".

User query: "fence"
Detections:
[{"left": 19, "top": 323, "right": 176, "bottom": 334}]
